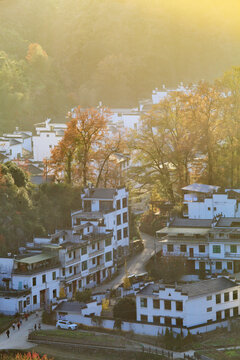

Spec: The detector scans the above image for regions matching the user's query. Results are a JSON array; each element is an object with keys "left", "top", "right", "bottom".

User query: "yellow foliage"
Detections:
[
  {"left": 123, "top": 276, "right": 131, "bottom": 289},
  {"left": 59, "top": 287, "right": 66, "bottom": 298},
  {"left": 102, "top": 298, "right": 109, "bottom": 310}
]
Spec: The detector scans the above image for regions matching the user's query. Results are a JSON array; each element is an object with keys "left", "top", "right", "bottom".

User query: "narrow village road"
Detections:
[
  {"left": 0, "top": 313, "right": 54, "bottom": 350},
  {"left": 94, "top": 232, "right": 163, "bottom": 293}
]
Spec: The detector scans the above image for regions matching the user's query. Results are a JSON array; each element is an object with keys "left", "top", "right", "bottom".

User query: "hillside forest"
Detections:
[{"left": 1, "top": 0, "right": 240, "bottom": 131}]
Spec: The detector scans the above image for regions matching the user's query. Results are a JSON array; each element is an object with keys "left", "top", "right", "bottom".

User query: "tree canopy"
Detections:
[{"left": 1, "top": 0, "right": 240, "bottom": 131}]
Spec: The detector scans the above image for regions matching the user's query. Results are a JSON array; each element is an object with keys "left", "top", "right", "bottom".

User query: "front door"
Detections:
[
  {"left": 96, "top": 271, "right": 101, "bottom": 284},
  {"left": 40, "top": 289, "right": 46, "bottom": 306}
]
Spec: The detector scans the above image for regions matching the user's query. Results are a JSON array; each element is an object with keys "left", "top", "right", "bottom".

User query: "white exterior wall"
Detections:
[
  {"left": 12, "top": 268, "right": 60, "bottom": 310},
  {"left": 136, "top": 284, "right": 240, "bottom": 328},
  {"left": 188, "top": 195, "right": 238, "bottom": 219},
  {"left": 32, "top": 132, "right": 63, "bottom": 162},
  {"left": 0, "top": 258, "right": 14, "bottom": 286},
  {"left": 0, "top": 296, "right": 31, "bottom": 315}
]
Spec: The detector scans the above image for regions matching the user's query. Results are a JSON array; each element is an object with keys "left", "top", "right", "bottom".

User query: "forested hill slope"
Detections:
[{"left": 0, "top": 0, "right": 240, "bottom": 131}]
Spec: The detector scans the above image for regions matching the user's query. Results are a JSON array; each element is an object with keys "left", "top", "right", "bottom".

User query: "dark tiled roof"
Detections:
[
  {"left": 87, "top": 188, "right": 116, "bottom": 199},
  {"left": 182, "top": 183, "right": 220, "bottom": 193},
  {"left": 181, "top": 277, "right": 237, "bottom": 297},
  {"left": 216, "top": 217, "right": 240, "bottom": 227},
  {"left": 138, "top": 277, "right": 237, "bottom": 298},
  {"left": 170, "top": 218, "right": 212, "bottom": 228},
  {"left": 55, "top": 301, "right": 86, "bottom": 312}
]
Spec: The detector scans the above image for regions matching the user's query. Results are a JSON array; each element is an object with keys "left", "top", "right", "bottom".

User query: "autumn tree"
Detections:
[{"left": 129, "top": 89, "right": 199, "bottom": 201}]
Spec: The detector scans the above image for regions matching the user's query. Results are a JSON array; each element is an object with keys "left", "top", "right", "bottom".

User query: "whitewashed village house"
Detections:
[{"left": 136, "top": 277, "right": 240, "bottom": 332}]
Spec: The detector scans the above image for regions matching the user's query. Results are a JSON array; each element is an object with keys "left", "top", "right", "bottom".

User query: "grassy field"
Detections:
[
  {"left": 0, "top": 315, "right": 14, "bottom": 334},
  {"left": 33, "top": 344, "right": 164, "bottom": 360},
  {"left": 31, "top": 329, "right": 138, "bottom": 349}
]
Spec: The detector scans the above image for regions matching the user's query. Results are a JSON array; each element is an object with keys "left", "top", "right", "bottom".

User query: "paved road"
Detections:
[
  {"left": 95, "top": 232, "right": 163, "bottom": 292},
  {"left": 0, "top": 313, "right": 54, "bottom": 350}
]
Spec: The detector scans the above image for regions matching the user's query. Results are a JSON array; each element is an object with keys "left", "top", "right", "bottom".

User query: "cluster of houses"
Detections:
[
  {"left": 0, "top": 186, "right": 129, "bottom": 315},
  {"left": 0, "top": 85, "right": 189, "bottom": 186}
]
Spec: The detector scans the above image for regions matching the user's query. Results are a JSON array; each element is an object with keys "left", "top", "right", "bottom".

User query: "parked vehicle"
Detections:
[{"left": 56, "top": 320, "right": 78, "bottom": 330}]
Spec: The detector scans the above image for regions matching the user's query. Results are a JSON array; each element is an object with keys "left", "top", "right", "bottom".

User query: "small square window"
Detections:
[
  {"left": 216, "top": 294, "right": 221, "bottom": 304},
  {"left": 224, "top": 292, "right": 229, "bottom": 302},
  {"left": 176, "top": 301, "right": 183, "bottom": 311},
  {"left": 233, "top": 290, "right": 238, "bottom": 300},
  {"left": 180, "top": 245, "right": 186, "bottom": 252},
  {"left": 164, "top": 300, "right": 171, "bottom": 310},
  {"left": 216, "top": 262, "right": 222, "bottom": 270},
  {"left": 207, "top": 295, "right": 212, "bottom": 301},
  {"left": 153, "top": 316, "right": 160, "bottom": 324},
  {"left": 167, "top": 244, "right": 173, "bottom": 252},
  {"left": 199, "top": 245, "right": 205, "bottom": 253},
  {"left": 207, "top": 307, "right": 212, "bottom": 312},
  {"left": 227, "top": 262, "right": 233, "bottom": 270},
  {"left": 140, "top": 298, "right": 147, "bottom": 308},
  {"left": 153, "top": 299, "right": 160, "bottom": 309},
  {"left": 141, "top": 315, "right": 148, "bottom": 322}
]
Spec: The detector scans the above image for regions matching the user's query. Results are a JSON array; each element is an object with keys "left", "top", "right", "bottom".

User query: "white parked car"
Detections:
[{"left": 56, "top": 320, "right": 78, "bottom": 330}]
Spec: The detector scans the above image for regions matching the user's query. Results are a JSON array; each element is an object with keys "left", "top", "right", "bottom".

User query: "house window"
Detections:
[
  {"left": 208, "top": 207, "right": 211, "bottom": 211},
  {"left": 233, "top": 307, "right": 239, "bottom": 317},
  {"left": 117, "top": 200, "right": 121, "bottom": 210},
  {"left": 176, "top": 318, "right": 183, "bottom": 327},
  {"left": 213, "top": 245, "right": 221, "bottom": 254},
  {"left": 207, "top": 307, "right": 212, "bottom": 312},
  {"left": 227, "top": 262, "right": 233, "bottom": 270},
  {"left": 33, "top": 295, "right": 37, "bottom": 305},
  {"left": 92, "top": 244, "right": 95, "bottom": 250},
  {"left": 199, "top": 245, "right": 205, "bottom": 253},
  {"left": 62, "top": 268, "right": 65, "bottom": 276},
  {"left": 153, "top": 299, "right": 160, "bottom": 309},
  {"left": 233, "top": 290, "right": 238, "bottom": 300},
  {"left": 216, "top": 262, "right": 222, "bottom": 270},
  {"left": 176, "top": 301, "right": 183, "bottom": 311},
  {"left": 164, "top": 300, "right": 171, "bottom": 310},
  {"left": 82, "top": 246, "right": 87, "bottom": 255},
  {"left": 117, "top": 229, "right": 122, "bottom": 241},
  {"left": 216, "top": 294, "right": 221, "bottom": 304},
  {"left": 92, "top": 257, "right": 96, "bottom": 265},
  {"left": 105, "top": 238, "right": 111, "bottom": 247},
  {"left": 165, "top": 317, "right": 171, "bottom": 326},
  {"left": 53, "top": 289, "right": 57, "bottom": 298},
  {"left": 32, "top": 277, "right": 36, "bottom": 286},
  {"left": 216, "top": 311, "right": 221, "bottom": 321},
  {"left": 153, "top": 316, "right": 160, "bottom": 324},
  {"left": 105, "top": 251, "right": 112, "bottom": 262},
  {"left": 180, "top": 245, "right": 186, "bottom": 252},
  {"left": 214, "top": 207, "right": 216, "bottom": 211},
  {"left": 207, "top": 295, "right": 212, "bottom": 301},
  {"left": 225, "top": 309, "right": 230, "bottom": 318},
  {"left": 123, "top": 212, "right": 128, "bottom": 223},
  {"left": 69, "top": 266, "right": 72, "bottom": 274},
  {"left": 224, "top": 292, "right": 229, "bottom": 302},
  {"left": 122, "top": 198, "right": 127, "bottom": 208},
  {"left": 42, "top": 274, "right": 46, "bottom": 283},
  {"left": 52, "top": 271, "right": 56, "bottom": 280},
  {"left": 123, "top": 227, "right": 128, "bottom": 238},
  {"left": 167, "top": 244, "right": 173, "bottom": 252},
  {"left": 78, "top": 280, "right": 82, "bottom": 288},
  {"left": 82, "top": 261, "right": 87, "bottom": 271},
  {"left": 117, "top": 214, "right": 121, "bottom": 225},
  {"left": 141, "top": 315, "right": 148, "bottom": 322},
  {"left": 140, "top": 298, "right": 147, "bottom": 308},
  {"left": 230, "top": 245, "right": 237, "bottom": 253}
]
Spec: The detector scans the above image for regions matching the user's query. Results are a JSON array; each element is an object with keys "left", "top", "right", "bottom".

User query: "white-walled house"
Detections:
[
  {"left": 55, "top": 300, "right": 102, "bottom": 323},
  {"left": 158, "top": 217, "right": 240, "bottom": 275},
  {"left": 32, "top": 119, "right": 67, "bottom": 161},
  {"left": 0, "top": 137, "right": 23, "bottom": 160},
  {"left": 136, "top": 277, "right": 240, "bottom": 330},
  {"left": 72, "top": 187, "right": 129, "bottom": 257}
]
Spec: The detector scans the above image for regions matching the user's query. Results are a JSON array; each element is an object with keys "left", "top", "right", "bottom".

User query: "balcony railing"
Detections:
[
  {"left": 12, "top": 262, "right": 61, "bottom": 275},
  {"left": 225, "top": 252, "right": 240, "bottom": 258},
  {"left": 63, "top": 256, "right": 81, "bottom": 266},
  {"left": 59, "top": 272, "right": 81, "bottom": 282},
  {"left": 88, "top": 263, "right": 106, "bottom": 274},
  {"left": 88, "top": 248, "right": 105, "bottom": 258}
]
